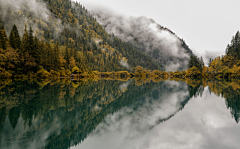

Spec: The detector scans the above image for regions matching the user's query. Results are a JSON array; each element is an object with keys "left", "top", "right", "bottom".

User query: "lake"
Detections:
[{"left": 0, "top": 78, "right": 240, "bottom": 149}]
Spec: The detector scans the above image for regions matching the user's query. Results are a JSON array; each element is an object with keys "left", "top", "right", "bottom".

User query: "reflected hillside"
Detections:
[
  {"left": 74, "top": 80, "right": 194, "bottom": 149},
  {"left": 0, "top": 79, "right": 182, "bottom": 149},
  {"left": 0, "top": 79, "right": 195, "bottom": 149},
  {"left": 181, "top": 78, "right": 240, "bottom": 124},
  {"left": 207, "top": 80, "right": 240, "bottom": 123}
]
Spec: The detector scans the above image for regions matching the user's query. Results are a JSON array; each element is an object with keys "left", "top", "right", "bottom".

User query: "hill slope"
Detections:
[
  {"left": 0, "top": 0, "right": 163, "bottom": 77},
  {"left": 91, "top": 11, "right": 193, "bottom": 71}
]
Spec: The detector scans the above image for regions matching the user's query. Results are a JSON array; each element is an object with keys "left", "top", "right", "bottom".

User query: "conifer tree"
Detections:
[
  {"left": 200, "top": 56, "right": 204, "bottom": 67},
  {"left": 12, "top": 25, "right": 21, "bottom": 50},
  {"left": 22, "top": 25, "right": 29, "bottom": 53},
  {"left": 9, "top": 25, "right": 21, "bottom": 50},
  {"left": 74, "top": 47, "right": 78, "bottom": 60},
  {"left": 28, "top": 26, "right": 35, "bottom": 57},
  {"left": 0, "top": 26, "right": 7, "bottom": 50},
  {"left": 53, "top": 42, "right": 60, "bottom": 70},
  {"left": 188, "top": 55, "right": 194, "bottom": 69},
  {"left": 9, "top": 29, "right": 16, "bottom": 49},
  {"left": 34, "top": 36, "right": 40, "bottom": 63},
  {"left": 226, "top": 31, "right": 240, "bottom": 59},
  {"left": 208, "top": 58, "right": 212, "bottom": 67},
  {"left": 64, "top": 43, "right": 70, "bottom": 69},
  {"left": 188, "top": 54, "right": 203, "bottom": 71},
  {"left": 43, "top": 42, "right": 52, "bottom": 71}
]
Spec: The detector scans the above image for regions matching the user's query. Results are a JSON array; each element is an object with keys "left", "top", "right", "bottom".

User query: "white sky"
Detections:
[{"left": 75, "top": 0, "right": 240, "bottom": 59}]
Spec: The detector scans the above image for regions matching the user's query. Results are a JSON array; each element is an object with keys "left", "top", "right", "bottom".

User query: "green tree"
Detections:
[
  {"left": 9, "top": 25, "right": 21, "bottom": 50},
  {"left": 12, "top": 25, "right": 21, "bottom": 50},
  {"left": 22, "top": 25, "right": 29, "bottom": 53},
  {"left": 0, "top": 26, "right": 7, "bottom": 50},
  {"left": 9, "top": 29, "right": 16, "bottom": 49},
  {"left": 226, "top": 31, "right": 240, "bottom": 59},
  {"left": 64, "top": 44, "right": 70, "bottom": 69},
  {"left": 28, "top": 26, "right": 35, "bottom": 58},
  {"left": 53, "top": 42, "right": 60, "bottom": 70}
]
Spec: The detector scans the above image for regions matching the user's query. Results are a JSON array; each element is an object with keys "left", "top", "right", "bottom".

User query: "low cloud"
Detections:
[
  {"left": 91, "top": 10, "right": 191, "bottom": 71},
  {"left": 0, "top": 0, "right": 65, "bottom": 39}
]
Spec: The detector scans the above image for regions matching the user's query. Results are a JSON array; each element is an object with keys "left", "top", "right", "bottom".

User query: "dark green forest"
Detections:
[{"left": 0, "top": 0, "right": 163, "bottom": 78}]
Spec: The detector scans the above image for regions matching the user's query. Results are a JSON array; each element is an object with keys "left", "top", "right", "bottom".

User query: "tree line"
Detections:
[{"left": 168, "top": 31, "right": 240, "bottom": 79}]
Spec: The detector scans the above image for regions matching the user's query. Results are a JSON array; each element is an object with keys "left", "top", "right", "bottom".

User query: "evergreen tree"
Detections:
[
  {"left": 64, "top": 43, "right": 70, "bottom": 69},
  {"left": 34, "top": 36, "right": 40, "bottom": 63},
  {"left": 42, "top": 42, "right": 52, "bottom": 71},
  {"left": 200, "top": 56, "right": 204, "bottom": 67},
  {"left": 53, "top": 42, "right": 60, "bottom": 70},
  {"left": 28, "top": 26, "right": 34, "bottom": 55},
  {"left": 188, "top": 55, "right": 194, "bottom": 69},
  {"left": 188, "top": 54, "right": 203, "bottom": 71},
  {"left": 12, "top": 25, "right": 21, "bottom": 50},
  {"left": 0, "top": 26, "right": 7, "bottom": 50},
  {"left": 22, "top": 25, "right": 29, "bottom": 53},
  {"left": 9, "top": 29, "right": 16, "bottom": 49},
  {"left": 9, "top": 25, "right": 21, "bottom": 50},
  {"left": 226, "top": 31, "right": 240, "bottom": 59},
  {"left": 208, "top": 58, "right": 212, "bottom": 67}
]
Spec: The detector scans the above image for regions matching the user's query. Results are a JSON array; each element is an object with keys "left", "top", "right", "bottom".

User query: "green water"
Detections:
[{"left": 0, "top": 79, "right": 240, "bottom": 149}]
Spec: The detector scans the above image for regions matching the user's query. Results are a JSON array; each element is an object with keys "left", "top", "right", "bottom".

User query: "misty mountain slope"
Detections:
[
  {"left": 92, "top": 11, "right": 193, "bottom": 71},
  {"left": 0, "top": 0, "right": 163, "bottom": 72}
]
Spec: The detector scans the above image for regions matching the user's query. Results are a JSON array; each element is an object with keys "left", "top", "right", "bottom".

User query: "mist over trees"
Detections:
[
  {"left": 91, "top": 11, "right": 193, "bottom": 71},
  {"left": 0, "top": 0, "right": 164, "bottom": 77},
  {"left": 182, "top": 30, "right": 240, "bottom": 79}
]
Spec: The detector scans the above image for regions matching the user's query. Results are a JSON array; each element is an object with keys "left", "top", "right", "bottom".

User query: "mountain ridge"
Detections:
[
  {"left": 91, "top": 11, "right": 193, "bottom": 71},
  {"left": 0, "top": 0, "right": 164, "bottom": 77},
  {"left": 0, "top": 0, "right": 194, "bottom": 78}
]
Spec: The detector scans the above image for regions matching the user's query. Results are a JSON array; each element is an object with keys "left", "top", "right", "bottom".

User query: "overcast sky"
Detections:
[{"left": 75, "top": 0, "right": 240, "bottom": 59}]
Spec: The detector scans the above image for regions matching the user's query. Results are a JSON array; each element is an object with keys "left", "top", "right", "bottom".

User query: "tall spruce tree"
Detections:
[
  {"left": 9, "top": 25, "right": 21, "bottom": 50},
  {"left": 28, "top": 26, "right": 35, "bottom": 57},
  {"left": 12, "top": 25, "right": 21, "bottom": 50},
  {"left": 9, "top": 29, "right": 16, "bottom": 49},
  {"left": 64, "top": 43, "right": 70, "bottom": 69},
  {"left": 53, "top": 42, "right": 60, "bottom": 70},
  {"left": 208, "top": 58, "right": 212, "bottom": 67},
  {"left": 22, "top": 25, "right": 29, "bottom": 53},
  {"left": 0, "top": 26, "right": 7, "bottom": 50}
]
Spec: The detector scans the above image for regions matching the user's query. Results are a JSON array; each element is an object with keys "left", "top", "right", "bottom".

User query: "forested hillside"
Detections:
[
  {"left": 201, "top": 31, "right": 240, "bottom": 77},
  {"left": 0, "top": 0, "right": 162, "bottom": 77},
  {"left": 92, "top": 11, "right": 193, "bottom": 71},
  {"left": 172, "top": 31, "right": 240, "bottom": 79}
]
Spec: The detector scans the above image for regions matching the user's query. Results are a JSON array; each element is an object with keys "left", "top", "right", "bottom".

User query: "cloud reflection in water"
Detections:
[{"left": 73, "top": 82, "right": 240, "bottom": 149}]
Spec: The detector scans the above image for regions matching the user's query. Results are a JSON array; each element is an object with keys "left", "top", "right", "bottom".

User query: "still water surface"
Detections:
[{"left": 0, "top": 79, "right": 240, "bottom": 149}]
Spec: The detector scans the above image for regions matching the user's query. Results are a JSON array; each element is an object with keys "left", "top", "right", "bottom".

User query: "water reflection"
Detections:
[
  {"left": 0, "top": 79, "right": 178, "bottom": 149},
  {"left": 0, "top": 79, "right": 240, "bottom": 149},
  {"left": 73, "top": 80, "right": 191, "bottom": 149},
  {"left": 207, "top": 80, "right": 240, "bottom": 123},
  {"left": 73, "top": 80, "right": 240, "bottom": 149}
]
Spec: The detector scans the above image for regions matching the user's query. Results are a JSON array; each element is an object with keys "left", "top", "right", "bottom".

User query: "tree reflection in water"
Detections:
[{"left": 0, "top": 78, "right": 240, "bottom": 149}]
